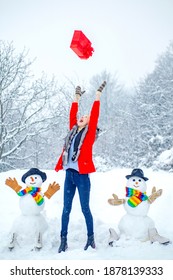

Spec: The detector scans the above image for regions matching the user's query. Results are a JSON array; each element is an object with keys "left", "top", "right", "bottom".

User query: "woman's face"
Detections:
[{"left": 77, "top": 115, "right": 90, "bottom": 127}]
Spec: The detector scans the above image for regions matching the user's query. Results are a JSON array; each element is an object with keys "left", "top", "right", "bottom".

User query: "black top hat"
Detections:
[
  {"left": 125, "top": 168, "right": 148, "bottom": 181},
  {"left": 21, "top": 168, "right": 47, "bottom": 183}
]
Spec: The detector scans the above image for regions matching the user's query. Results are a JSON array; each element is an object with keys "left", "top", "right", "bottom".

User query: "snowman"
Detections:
[
  {"left": 5, "top": 168, "right": 60, "bottom": 250},
  {"left": 108, "top": 168, "right": 170, "bottom": 246}
]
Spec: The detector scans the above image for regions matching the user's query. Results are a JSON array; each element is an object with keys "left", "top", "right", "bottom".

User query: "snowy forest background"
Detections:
[{"left": 1, "top": 40, "right": 173, "bottom": 172}]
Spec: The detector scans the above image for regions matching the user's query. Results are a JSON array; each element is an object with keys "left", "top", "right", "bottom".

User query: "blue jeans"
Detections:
[{"left": 60, "top": 169, "right": 94, "bottom": 237}]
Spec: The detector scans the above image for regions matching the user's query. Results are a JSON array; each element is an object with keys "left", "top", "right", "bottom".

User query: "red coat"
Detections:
[{"left": 55, "top": 100, "right": 100, "bottom": 174}]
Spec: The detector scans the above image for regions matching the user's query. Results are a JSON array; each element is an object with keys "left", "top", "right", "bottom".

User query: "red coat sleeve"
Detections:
[
  {"left": 69, "top": 102, "right": 78, "bottom": 129},
  {"left": 88, "top": 100, "right": 100, "bottom": 133}
]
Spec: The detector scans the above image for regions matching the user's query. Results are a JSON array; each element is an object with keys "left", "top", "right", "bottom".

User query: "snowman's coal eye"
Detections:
[
  {"left": 139, "top": 179, "right": 141, "bottom": 182},
  {"left": 35, "top": 176, "right": 37, "bottom": 179},
  {"left": 133, "top": 179, "right": 135, "bottom": 181}
]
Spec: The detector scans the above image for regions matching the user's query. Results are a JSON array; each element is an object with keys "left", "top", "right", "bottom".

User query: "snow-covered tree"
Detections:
[
  {"left": 0, "top": 41, "right": 65, "bottom": 170},
  {"left": 131, "top": 42, "right": 173, "bottom": 169}
]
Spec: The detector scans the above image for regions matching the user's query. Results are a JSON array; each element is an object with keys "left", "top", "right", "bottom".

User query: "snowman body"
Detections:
[
  {"left": 118, "top": 176, "right": 154, "bottom": 241},
  {"left": 10, "top": 174, "right": 48, "bottom": 246}
]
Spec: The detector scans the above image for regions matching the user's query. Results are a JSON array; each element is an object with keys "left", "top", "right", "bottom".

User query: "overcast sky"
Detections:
[{"left": 1, "top": 0, "right": 173, "bottom": 87}]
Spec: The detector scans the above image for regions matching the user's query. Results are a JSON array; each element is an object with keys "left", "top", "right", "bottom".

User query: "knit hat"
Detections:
[
  {"left": 21, "top": 168, "right": 47, "bottom": 183},
  {"left": 125, "top": 168, "right": 148, "bottom": 181}
]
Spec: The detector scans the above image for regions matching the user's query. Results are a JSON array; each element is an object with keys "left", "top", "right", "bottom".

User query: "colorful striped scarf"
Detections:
[
  {"left": 126, "top": 187, "right": 148, "bottom": 207},
  {"left": 17, "top": 187, "right": 44, "bottom": 206}
]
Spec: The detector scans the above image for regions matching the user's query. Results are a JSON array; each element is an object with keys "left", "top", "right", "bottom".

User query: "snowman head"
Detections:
[
  {"left": 21, "top": 168, "right": 47, "bottom": 188},
  {"left": 126, "top": 168, "right": 148, "bottom": 193},
  {"left": 25, "top": 174, "right": 43, "bottom": 188}
]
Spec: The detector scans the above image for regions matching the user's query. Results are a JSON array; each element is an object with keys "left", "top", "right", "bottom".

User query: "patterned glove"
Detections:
[
  {"left": 97, "top": 81, "right": 106, "bottom": 92},
  {"left": 75, "top": 86, "right": 85, "bottom": 96},
  {"left": 108, "top": 193, "right": 125, "bottom": 205},
  {"left": 5, "top": 177, "right": 22, "bottom": 193},
  {"left": 44, "top": 182, "right": 60, "bottom": 199}
]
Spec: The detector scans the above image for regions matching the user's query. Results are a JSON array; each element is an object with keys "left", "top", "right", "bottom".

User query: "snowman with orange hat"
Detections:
[
  {"left": 5, "top": 168, "right": 60, "bottom": 250},
  {"left": 108, "top": 168, "right": 170, "bottom": 246}
]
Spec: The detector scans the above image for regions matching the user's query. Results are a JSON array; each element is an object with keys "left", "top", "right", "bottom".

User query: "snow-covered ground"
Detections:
[{"left": 0, "top": 167, "right": 173, "bottom": 260}]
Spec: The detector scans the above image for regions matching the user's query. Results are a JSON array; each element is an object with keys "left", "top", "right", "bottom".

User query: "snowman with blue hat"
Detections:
[
  {"left": 108, "top": 168, "right": 170, "bottom": 246},
  {"left": 5, "top": 168, "right": 60, "bottom": 250}
]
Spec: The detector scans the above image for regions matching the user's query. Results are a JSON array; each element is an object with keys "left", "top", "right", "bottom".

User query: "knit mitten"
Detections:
[
  {"left": 44, "top": 182, "right": 60, "bottom": 199},
  {"left": 108, "top": 193, "right": 125, "bottom": 206},
  {"left": 97, "top": 81, "right": 106, "bottom": 92},
  {"left": 75, "top": 86, "right": 85, "bottom": 96},
  {"left": 75, "top": 85, "right": 81, "bottom": 96},
  {"left": 148, "top": 187, "right": 162, "bottom": 204},
  {"left": 5, "top": 177, "right": 22, "bottom": 193}
]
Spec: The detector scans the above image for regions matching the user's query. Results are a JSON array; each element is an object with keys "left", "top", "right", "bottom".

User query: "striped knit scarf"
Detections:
[
  {"left": 63, "top": 124, "right": 88, "bottom": 165},
  {"left": 17, "top": 187, "right": 44, "bottom": 206},
  {"left": 126, "top": 187, "right": 148, "bottom": 207}
]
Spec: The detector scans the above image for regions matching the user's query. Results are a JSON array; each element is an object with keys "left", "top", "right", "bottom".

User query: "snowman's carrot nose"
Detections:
[
  {"left": 135, "top": 181, "right": 139, "bottom": 185},
  {"left": 30, "top": 176, "right": 34, "bottom": 182}
]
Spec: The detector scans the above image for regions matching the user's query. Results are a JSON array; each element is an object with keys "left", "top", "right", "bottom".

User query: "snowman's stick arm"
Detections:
[{"left": 5, "top": 177, "right": 22, "bottom": 193}]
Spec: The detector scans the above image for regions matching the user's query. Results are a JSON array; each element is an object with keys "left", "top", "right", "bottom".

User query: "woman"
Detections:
[{"left": 55, "top": 81, "right": 106, "bottom": 253}]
